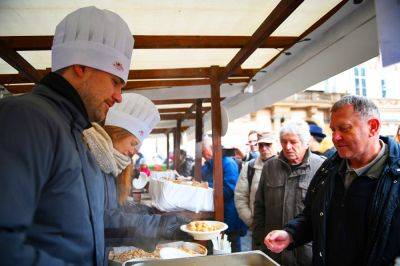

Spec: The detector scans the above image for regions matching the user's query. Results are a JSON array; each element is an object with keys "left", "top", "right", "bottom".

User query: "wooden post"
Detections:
[
  {"left": 210, "top": 66, "right": 224, "bottom": 222},
  {"left": 166, "top": 133, "right": 170, "bottom": 169},
  {"left": 173, "top": 119, "right": 182, "bottom": 171},
  {"left": 194, "top": 99, "right": 203, "bottom": 181}
]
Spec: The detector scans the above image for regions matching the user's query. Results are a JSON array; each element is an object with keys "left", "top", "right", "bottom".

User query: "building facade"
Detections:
[{"left": 223, "top": 57, "right": 400, "bottom": 154}]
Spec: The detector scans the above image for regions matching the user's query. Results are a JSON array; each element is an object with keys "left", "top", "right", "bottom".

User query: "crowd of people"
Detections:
[
  {"left": 0, "top": 5, "right": 400, "bottom": 266},
  {"left": 200, "top": 99, "right": 400, "bottom": 265}
]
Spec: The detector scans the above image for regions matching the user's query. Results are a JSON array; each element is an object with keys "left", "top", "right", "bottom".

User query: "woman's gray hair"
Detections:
[
  {"left": 331, "top": 95, "right": 380, "bottom": 119},
  {"left": 280, "top": 119, "right": 311, "bottom": 147}
]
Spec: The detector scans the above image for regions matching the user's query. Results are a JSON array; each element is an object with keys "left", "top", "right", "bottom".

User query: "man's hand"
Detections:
[{"left": 264, "top": 230, "right": 293, "bottom": 253}]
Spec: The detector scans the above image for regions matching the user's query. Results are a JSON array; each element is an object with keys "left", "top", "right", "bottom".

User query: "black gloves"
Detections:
[{"left": 158, "top": 215, "right": 192, "bottom": 241}]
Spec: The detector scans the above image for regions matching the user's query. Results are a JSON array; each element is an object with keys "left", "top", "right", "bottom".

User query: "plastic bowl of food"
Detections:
[{"left": 180, "top": 220, "right": 228, "bottom": 240}]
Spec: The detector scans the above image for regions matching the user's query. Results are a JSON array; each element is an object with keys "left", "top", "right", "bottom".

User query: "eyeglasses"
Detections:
[{"left": 258, "top": 143, "right": 272, "bottom": 148}]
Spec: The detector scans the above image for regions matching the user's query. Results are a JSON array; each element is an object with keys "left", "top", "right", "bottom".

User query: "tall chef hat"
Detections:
[
  {"left": 105, "top": 93, "right": 160, "bottom": 145},
  {"left": 52, "top": 6, "right": 133, "bottom": 83}
]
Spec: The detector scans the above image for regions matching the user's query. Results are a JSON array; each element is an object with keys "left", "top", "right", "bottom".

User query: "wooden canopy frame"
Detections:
[{"left": 0, "top": 0, "right": 348, "bottom": 221}]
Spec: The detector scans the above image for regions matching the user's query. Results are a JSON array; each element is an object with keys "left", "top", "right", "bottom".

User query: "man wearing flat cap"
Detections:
[
  {"left": 234, "top": 132, "right": 277, "bottom": 250},
  {"left": 0, "top": 6, "right": 133, "bottom": 265}
]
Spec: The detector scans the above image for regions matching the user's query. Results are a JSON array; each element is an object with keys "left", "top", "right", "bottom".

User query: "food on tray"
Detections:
[
  {"left": 170, "top": 179, "right": 209, "bottom": 188},
  {"left": 180, "top": 246, "right": 200, "bottom": 255},
  {"left": 159, "top": 246, "right": 203, "bottom": 259},
  {"left": 109, "top": 248, "right": 160, "bottom": 262},
  {"left": 187, "top": 221, "right": 224, "bottom": 232},
  {"left": 109, "top": 243, "right": 206, "bottom": 262},
  {"left": 191, "top": 181, "right": 209, "bottom": 188}
]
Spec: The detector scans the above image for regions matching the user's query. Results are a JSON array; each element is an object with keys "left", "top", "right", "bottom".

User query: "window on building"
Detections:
[
  {"left": 361, "top": 79, "right": 367, "bottom": 96},
  {"left": 381, "top": 79, "right": 387, "bottom": 98},
  {"left": 355, "top": 78, "right": 360, "bottom": 95},
  {"left": 354, "top": 67, "right": 366, "bottom": 96}
]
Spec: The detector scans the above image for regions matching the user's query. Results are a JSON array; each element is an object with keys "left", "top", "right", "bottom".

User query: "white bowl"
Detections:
[
  {"left": 132, "top": 172, "right": 149, "bottom": 189},
  {"left": 180, "top": 221, "right": 228, "bottom": 240},
  {"left": 159, "top": 247, "right": 192, "bottom": 259}
]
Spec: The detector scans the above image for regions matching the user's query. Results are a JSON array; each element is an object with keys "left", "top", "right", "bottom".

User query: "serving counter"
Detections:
[{"left": 129, "top": 251, "right": 279, "bottom": 266}]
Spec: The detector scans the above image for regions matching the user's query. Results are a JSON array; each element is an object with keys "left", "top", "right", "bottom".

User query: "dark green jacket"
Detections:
[{"left": 254, "top": 149, "right": 324, "bottom": 266}]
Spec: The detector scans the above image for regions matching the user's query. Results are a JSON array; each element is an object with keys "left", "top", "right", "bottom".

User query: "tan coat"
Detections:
[
  {"left": 234, "top": 156, "right": 265, "bottom": 227},
  {"left": 253, "top": 150, "right": 324, "bottom": 266}
]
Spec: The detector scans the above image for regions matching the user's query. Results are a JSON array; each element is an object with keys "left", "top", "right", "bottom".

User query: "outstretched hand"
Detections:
[{"left": 264, "top": 230, "right": 293, "bottom": 253}]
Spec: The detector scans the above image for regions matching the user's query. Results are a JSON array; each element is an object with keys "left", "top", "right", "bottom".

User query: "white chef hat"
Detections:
[
  {"left": 105, "top": 93, "right": 160, "bottom": 145},
  {"left": 52, "top": 6, "right": 133, "bottom": 83}
]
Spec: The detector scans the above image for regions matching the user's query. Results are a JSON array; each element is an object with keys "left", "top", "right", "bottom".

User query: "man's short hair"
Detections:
[
  {"left": 331, "top": 95, "right": 380, "bottom": 120},
  {"left": 280, "top": 119, "right": 311, "bottom": 147}
]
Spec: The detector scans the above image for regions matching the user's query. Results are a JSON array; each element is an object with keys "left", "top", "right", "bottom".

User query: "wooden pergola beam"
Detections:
[
  {"left": 261, "top": 0, "right": 349, "bottom": 69},
  {"left": 166, "top": 132, "right": 171, "bottom": 169},
  {"left": 179, "top": 102, "right": 198, "bottom": 122},
  {"left": 151, "top": 126, "right": 188, "bottom": 134},
  {"left": 2, "top": 84, "right": 32, "bottom": 94},
  {"left": 124, "top": 78, "right": 249, "bottom": 91},
  {"left": 0, "top": 40, "right": 43, "bottom": 83},
  {"left": 218, "top": 0, "right": 304, "bottom": 83},
  {"left": 173, "top": 120, "right": 182, "bottom": 171},
  {"left": 158, "top": 107, "right": 189, "bottom": 114},
  {"left": 0, "top": 68, "right": 257, "bottom": 85},
  {"left": 153, "top": 98, "right": 224, "bottom": 105},
  {"left": 129, "top": 67, "right": 256, "bottom": 80},
  {"left": 194, "top": 99, "right": 203, "bottom": 181},
  {"left": 210, "top": 65, "right": 224, "bottom": 222},
  {"left": 4, "top": 77, "right": 248, "bottom": 94},
  {"left": 158, "top": 106, "right": 211, "bottom": 114},
  {"left": 0, "top": 35, "right": 298, "bottom": 50},
  {"left": 160, "top": 113, "right": 196, "bottom": 121}
]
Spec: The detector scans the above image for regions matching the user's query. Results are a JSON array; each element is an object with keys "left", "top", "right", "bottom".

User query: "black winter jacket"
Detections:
[
  {"left": 285, "top": 136, "right": 400, "bottom": 266},
  {"left": 103, "top": 172, "right": 190, "bottom": 253},
  {"left": 0, "top": 73, "right": 105, "bottom": 265}
]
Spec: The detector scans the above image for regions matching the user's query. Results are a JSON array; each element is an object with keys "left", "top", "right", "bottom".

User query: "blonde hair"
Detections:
[
  {"left": 104, "top": 125, "right": 134, "bottom": 205},
  {"left": 395, "top": 125, "right": 400, "bottom": 143}
]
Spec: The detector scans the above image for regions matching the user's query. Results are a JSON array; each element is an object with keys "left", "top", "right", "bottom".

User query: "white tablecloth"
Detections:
[{"left": 149, "top": 178, "right": 214, "bottom": 213}]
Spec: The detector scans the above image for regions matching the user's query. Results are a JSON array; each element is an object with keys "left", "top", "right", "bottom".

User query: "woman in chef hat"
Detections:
[{"left": 83, "top": 93, "right": 190, "bottom": 253}]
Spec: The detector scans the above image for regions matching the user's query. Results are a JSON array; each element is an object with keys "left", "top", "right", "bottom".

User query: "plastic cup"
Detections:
[{"left": 213, "top": 247, "right": 231, "bottom": 255}]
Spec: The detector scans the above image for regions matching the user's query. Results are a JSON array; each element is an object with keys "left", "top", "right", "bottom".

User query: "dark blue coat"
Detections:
[
  {"left": 0, "top": 73, "right": 105, "bottom": 265},
  {"left": 103, "top": 172, "right": 161, "bottom": 251},
  {"left": 285, "top": 136, "right": 400, "bottom": 266},
  {"left": 202, "top": 156, "right": 247, "bottom": 234}
]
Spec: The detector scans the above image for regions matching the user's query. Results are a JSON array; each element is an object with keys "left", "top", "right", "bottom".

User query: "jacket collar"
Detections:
[
  {"left": 278, "top": 148, "right": 312, "bottom": 168},
  {"left": 36, "top": 72, "right": 91, "bottom": 129},
  {"left": 253, "top": 155, "right": 275, "bottom": 169},
  {"left": 254, "top": 156, "right": 265, "bottom": 169},
  {"left": 333, "top": 136, "right": 400, "bottom": 179}
]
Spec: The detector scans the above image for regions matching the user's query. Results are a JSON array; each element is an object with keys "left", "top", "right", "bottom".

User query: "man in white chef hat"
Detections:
[{"left": 0, "top": 6, "right": 134, "bottom": 265}]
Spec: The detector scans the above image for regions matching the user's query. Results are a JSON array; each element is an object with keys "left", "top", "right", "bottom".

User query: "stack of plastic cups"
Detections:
[{"left": 212, "top": 234, "right": 231, "bottom": 255}]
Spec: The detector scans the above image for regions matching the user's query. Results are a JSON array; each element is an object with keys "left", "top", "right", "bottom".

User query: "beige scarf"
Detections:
[{"left": 83, "top": 123, "right": 132, "bottom": 177}]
